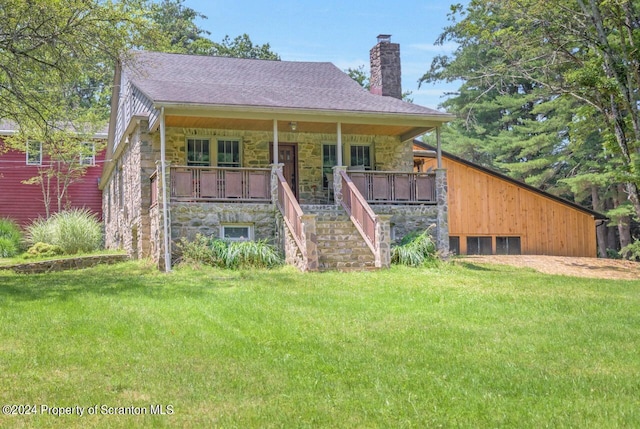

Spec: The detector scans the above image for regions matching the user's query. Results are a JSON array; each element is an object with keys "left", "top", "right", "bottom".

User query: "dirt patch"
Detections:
[{"left": 459, "top": 255, "right": 640, "bottom": 281}]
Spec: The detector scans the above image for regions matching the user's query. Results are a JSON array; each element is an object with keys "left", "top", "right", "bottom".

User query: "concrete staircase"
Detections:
[{"left": 302, "top": 205, "right": 376, "bottom": 271}]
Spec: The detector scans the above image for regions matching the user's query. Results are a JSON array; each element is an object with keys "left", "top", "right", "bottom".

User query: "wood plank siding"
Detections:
[
  {"left": 0, "top": 144, "right": 104, "bottom": 227},
  {"left": 415, "top": 143, "right": 603, "bottom": 257}
]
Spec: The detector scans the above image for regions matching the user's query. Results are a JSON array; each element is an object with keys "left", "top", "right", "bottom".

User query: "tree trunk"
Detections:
[
  {"left": 592, "top": 185, "right": 608, "bottom": 258},
  {"left": 616, "top": 185, "right": 633, "bottom": 251},
  {"left": 605, "top": 198, "right": 618, "bottom": 254}
]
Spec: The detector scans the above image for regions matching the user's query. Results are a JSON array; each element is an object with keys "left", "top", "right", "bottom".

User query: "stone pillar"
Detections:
[
  {"left": 332, "top": 166, "right": 347, "bottom": 206},
  {"left": 435, "top": 169, "right": 450, "bottom": 256},
  {"left": 271, "top": 163, "right": 284, "bottom": 206},
  {"left": 375, "top": 214, "right": 392, "bottom": 268},
  {"left": 301, "top": 214, "right": 318, "bottom": 271}
]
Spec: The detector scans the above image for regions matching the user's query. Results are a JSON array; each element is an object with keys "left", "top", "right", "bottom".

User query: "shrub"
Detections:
[
  {"left": 391, "top": 227, "right": 438, "bottom": 267},
  {"left": 620, "top": 240, "right": 640, "bottom": 261},
  {"left": 0, "top": 218, "right": 23, "bottom": 257},
  {"left": 177, "top": 234, "right": 282, "bottom": 269},
  {"left": 25, "top": 242, "right": 64, "bottom": 259},
  {"left": 26, "top": 209, "right": 102, "bottom": 254}
]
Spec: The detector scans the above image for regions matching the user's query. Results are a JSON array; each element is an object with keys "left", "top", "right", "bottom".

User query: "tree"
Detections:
[{"left": 422, "top": 0, "right": 640, "bottom": 221}]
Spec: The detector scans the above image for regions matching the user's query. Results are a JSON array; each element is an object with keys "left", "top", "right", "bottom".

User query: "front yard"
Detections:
[{"left": 0, "top": 261, "right": 638, "bottom": 428}]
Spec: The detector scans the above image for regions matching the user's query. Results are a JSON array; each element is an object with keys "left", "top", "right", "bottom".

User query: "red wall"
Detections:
[{"left": 0, "top": 143, "right": 104, "bottom": 227}]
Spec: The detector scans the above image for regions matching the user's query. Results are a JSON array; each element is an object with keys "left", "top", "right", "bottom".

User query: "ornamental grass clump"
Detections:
[
  {"left": 391, "top": 227, "right": 438, "bottom": 267},
  {"left": 178, "top": 234, "right": 282, "bottom": 269},
  {"left": 0, "top": 218, "right": 23, "bottom": 257},
  {"left": 26, "top": 209, "right": 103, "bottom": 255}
]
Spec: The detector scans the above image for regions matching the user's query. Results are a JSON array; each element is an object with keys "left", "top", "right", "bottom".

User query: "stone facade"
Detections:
[
  {"left": 102, "top": 123, "right": 449, "bottom": 271},
  {"left": 103, "top": 120, "right": 155, "bottom": 260}
]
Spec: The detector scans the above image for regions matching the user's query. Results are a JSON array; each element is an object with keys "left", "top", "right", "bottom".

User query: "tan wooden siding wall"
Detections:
[{"left": 421, "top": 157, "right": 597, "bottom": 257}]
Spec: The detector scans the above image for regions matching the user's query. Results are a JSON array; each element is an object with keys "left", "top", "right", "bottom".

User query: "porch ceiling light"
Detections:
[{"left": 289, "top": 121, "right": 297, "bottom": 131}]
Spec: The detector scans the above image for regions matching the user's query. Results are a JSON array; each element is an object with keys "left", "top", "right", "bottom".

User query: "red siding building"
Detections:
[{"left": 0, "top": 133, "right": 105, "bottom": 227}]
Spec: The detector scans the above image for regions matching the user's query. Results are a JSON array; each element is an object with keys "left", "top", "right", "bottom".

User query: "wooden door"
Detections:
[{"left": 272, "top": 143, "right": 298, "bottom": 198}]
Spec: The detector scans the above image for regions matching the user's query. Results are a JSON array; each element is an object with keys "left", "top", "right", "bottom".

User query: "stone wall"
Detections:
[
  {"left": 371, "top": 204, "right": 439, "bottom": 244},
  {"left": 103, "top": 120, "right": 156, "bottom": 260},
  {"left": 170, "top": 202, "right": 277, "bottom": 258},
  {"left": 1, "top": 254, "right": 129, "bottom": 274}
]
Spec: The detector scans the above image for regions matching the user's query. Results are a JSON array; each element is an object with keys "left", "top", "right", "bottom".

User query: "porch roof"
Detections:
[{"left": 125, "top": 51, "right": 453, "bottom": 132}]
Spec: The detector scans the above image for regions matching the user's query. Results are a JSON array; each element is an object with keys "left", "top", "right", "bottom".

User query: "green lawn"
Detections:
[{"left": 0, "top": 260, "right": 638, "bottom": 428}]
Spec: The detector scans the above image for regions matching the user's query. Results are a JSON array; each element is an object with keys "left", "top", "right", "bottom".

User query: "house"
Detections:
[
  {"left": 413, "top": 141, "right": 606, "bottom": 257},
  {"left": 100, "top": 35, "right": 455, "bottom": 271},
  {"left": 0, "top": 121, "right": 106, "bottom": 227}
]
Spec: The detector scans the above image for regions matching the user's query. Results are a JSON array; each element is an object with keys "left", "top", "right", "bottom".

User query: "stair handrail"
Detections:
[
  {"left": 275, "top": 170, "right": 305, "bottom": 251},
  {"left": 338, "top": 170, "right": 378, "bottom": 253}
]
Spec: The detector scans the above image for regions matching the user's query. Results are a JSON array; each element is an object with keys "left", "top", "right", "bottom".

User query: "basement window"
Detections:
[
  {"left": 496, "top": 237, "right": 521, "bottom": 255},
  {"left": 467, "top": 236, "right": 492, "bottom": 255},
  {"left": 449, "top": 236, "right": 460, "bottom": 255},
  {"left": 221, "top": 224, "right": 253, "bottom": 241}
]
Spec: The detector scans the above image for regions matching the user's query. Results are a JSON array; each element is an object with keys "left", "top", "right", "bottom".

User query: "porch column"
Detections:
[
  {"left": 435, "top": 168, "right": 450, "bottom": 256},
  {"left": 273, "top": 119, "right": 279, "bottom": 164},
  {"left": 332, "top": 165, "right": 347, "bottom": 205},
  {"left": 436, "top": 126, "right": 442, "bottom": 169},
  {"left": 159, "top": 107, "right": 171, "bottom": 272},
  {"left": 270, "top": 163, "right": 284, "bottom": 206},
  {"left": 337, "top": 122, "right": 343, "bottom": 166}
]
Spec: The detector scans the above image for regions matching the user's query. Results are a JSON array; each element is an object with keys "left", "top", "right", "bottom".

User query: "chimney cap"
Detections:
[{"left": 377, "top": 34, "right": 392, "bottom": 43}]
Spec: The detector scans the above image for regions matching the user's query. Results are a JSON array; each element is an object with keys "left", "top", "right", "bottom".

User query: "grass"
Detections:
[{"left": 0, "top": 261, "right": 638, "bottom": 428}]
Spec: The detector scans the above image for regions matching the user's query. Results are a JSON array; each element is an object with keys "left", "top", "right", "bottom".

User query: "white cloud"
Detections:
[{"left": 409, "top": 42, "right": 459, "bottom": 53}]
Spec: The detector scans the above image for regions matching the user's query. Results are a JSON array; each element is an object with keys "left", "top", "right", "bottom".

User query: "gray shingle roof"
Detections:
[{"left": 126, "top": 51, "right": 448, "bottom": 117}]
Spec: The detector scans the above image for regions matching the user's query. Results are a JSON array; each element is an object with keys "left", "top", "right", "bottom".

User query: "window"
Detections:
[
  {"left": 449, "top": 236, "right": 460, "bottom": 255},
  {"left": 496, "top": 237, "right": 521, "bottom": 255},
  {"left": 217, "top": 139, "right": 241, "bottom": 167},
  {"left": 80, "top": 142, "right": 96, "bottom": 166},
  {"left": 187, "top": 138, "right": 210, "bottom": 166},
  {"left": 26, "top": 141, "right": 42, "bottom": 165},
  {"left": 221, "top": 224, "right": 253, "bottom": 241},
  {"left": 349, "top": 144, "right": 372, "bottom": 170},
  {"left": 322, "top": 144, "right": 337, "bottom": 189},
  {"left": 467, "top": 236, "right": 492, "bottom": 255}
]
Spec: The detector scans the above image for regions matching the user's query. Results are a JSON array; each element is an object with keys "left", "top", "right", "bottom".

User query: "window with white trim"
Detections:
[
  {"left": 80, "top": 142, "right": 96, "bottom": 166},
  {"left": 26, "top": 141, "right": 42, "bottom": 165},
  {"left": 187, "top": 138, "right": 210, "bottom": 166},
  {"left": 221, "top": 224, "right": 253, "bottom": 241},
  {"left": 348, "top": 144, "right": 372, "bottom": 170},
  {"left": 322, "top": 143, "right": 337, "bottom": 189},
  {"left": 217, "top": 139, "right": 241, "bottom": 167}
]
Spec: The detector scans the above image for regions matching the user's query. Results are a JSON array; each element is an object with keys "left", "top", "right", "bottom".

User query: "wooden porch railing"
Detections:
[
  {"left": 339, "top": 170, "right": 378, "bottom": 253},
  {"left": 169, "top": 166, "right": 271, "bottom": 202},
  {"left": 347, "top": 171, "right": 436, "bottom": 203},
  {"left": 150, "top": 169, "right": 158, "bottom": 208},
  {"left": 275, "top": 170, "right": 304, "bottom": 250}
]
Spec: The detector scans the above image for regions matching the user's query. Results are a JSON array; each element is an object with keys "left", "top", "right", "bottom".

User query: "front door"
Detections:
[{"left": 272, "top": 143, "right": 298, "bottom": 198}]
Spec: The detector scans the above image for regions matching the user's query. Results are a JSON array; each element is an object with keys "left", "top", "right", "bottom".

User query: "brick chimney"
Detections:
[{"left": 369, "top": 34, "right": 402, "bottom": 99}]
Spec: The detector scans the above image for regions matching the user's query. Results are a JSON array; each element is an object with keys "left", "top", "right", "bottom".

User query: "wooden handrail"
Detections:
[
  {"left": 347, "top": 171, "right": 436, "bottom": 203},
  {"left": 339, "top": 170, "right": 378, "bottom": 253},
  {"left": 169, "top": 166, "right": 271, "bottom": 202},
  {"left": 275, "top": 170, "right": 305, "bottom": 251}
]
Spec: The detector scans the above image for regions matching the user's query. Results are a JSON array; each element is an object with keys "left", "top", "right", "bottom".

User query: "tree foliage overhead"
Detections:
[{"left": 421, "top": 0, "right": 640, "bottom": 223}]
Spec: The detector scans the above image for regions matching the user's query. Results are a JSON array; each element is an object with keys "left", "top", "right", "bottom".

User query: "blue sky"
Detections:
[{"left": 183, "top": 0, "right": 463, "bottom": 110}]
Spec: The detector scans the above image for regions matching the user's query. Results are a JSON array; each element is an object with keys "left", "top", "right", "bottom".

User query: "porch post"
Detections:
[
  {"left": 159, "top": 107, "right": 171, "bottom": 272},
  {"left": 273, "top": 119, "right": 279, "bottom": 164},
  {"left": 436, "top": 126, "right": 442, "bottom": 169},
  {"left": 337, "top": 122, "right": 343, "bottom": 166},
  {"left": 435, "top": 168, "right": 450, "bottom": 257}
]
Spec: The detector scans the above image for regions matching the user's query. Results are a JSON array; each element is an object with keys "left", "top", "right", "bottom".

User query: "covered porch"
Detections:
[{"left": 149, "top": 110, "right": 451, "bottom": 271}]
